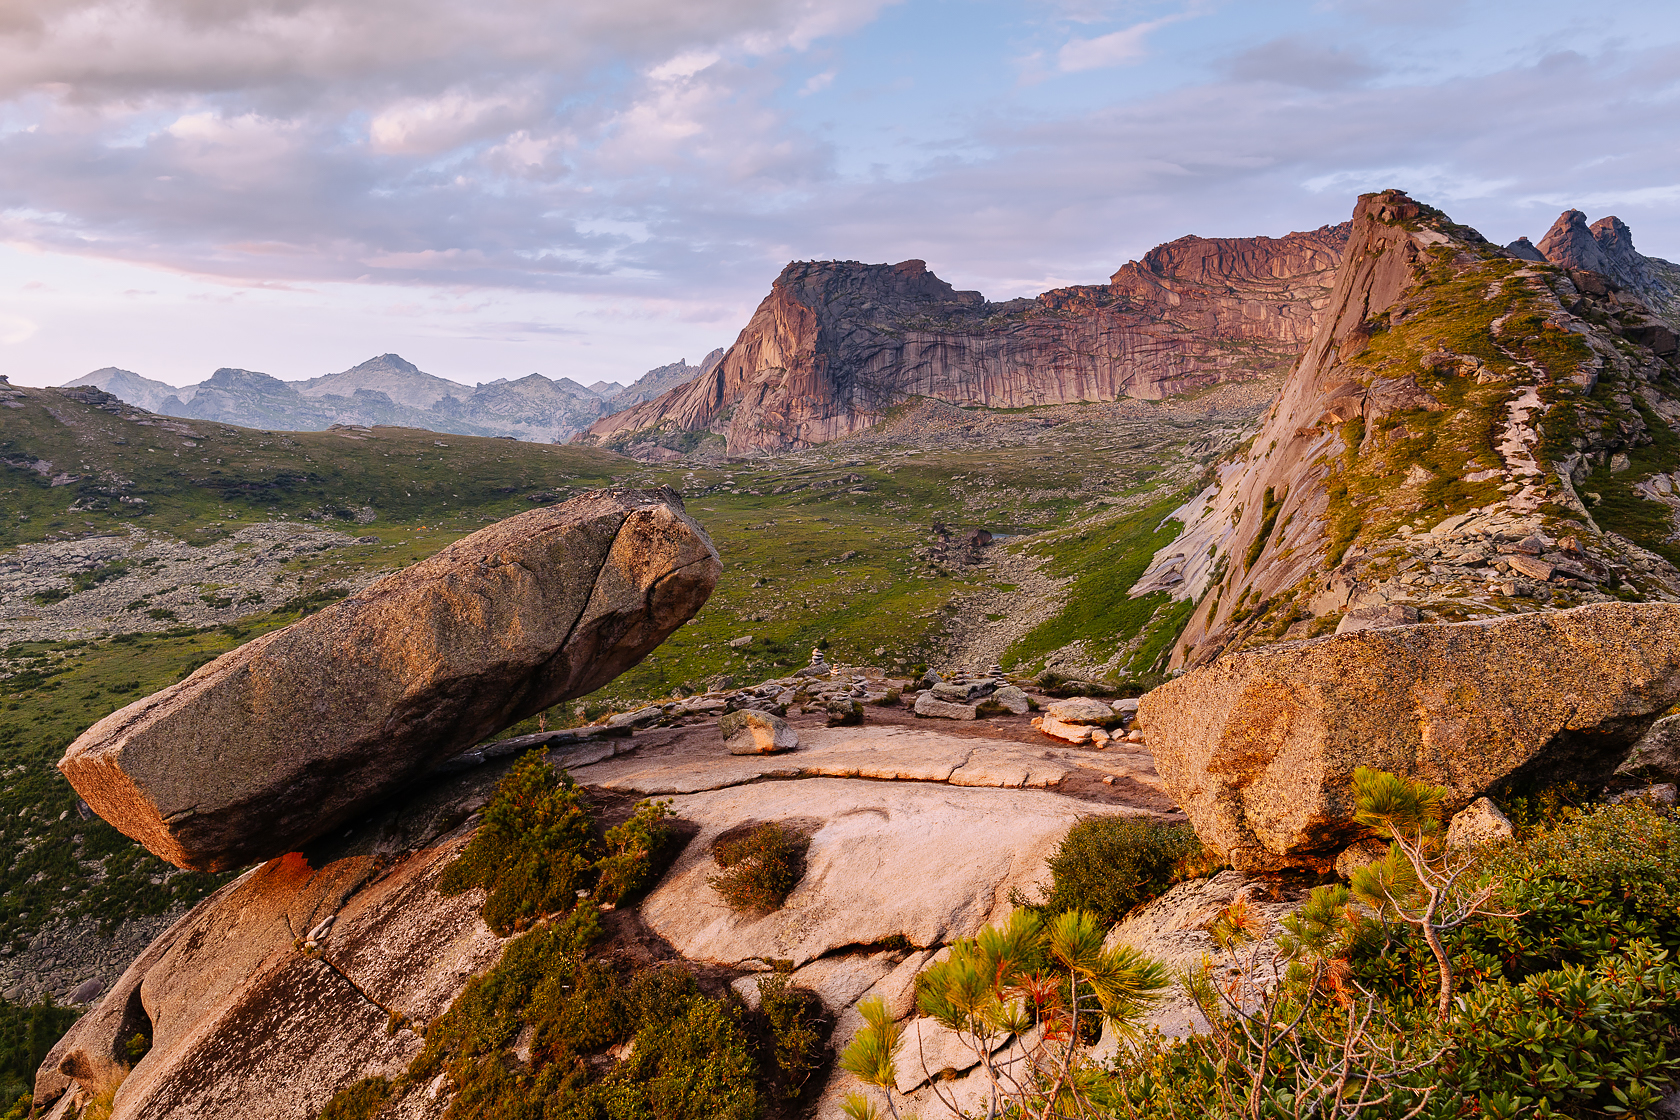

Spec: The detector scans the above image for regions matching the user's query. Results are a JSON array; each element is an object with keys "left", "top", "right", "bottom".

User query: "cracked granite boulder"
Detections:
[
  {"left": 33, "top": 748, "right": 528, "bottom": 1120},
  {"left": 58, "top": 488, "right": 721, "bottom": 872},
  {"left": 1140, "top": 602, "right": 1680, "bottom": 873}
]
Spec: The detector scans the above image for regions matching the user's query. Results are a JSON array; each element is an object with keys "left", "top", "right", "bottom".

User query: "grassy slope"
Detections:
[{"left": 1001, "top": 494, "right": 1189, "bottom": 673}]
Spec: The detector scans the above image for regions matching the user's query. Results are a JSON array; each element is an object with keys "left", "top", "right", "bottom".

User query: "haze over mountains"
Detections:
[{"left": 63, "top": 350, "right": 726, "bottom": 444}]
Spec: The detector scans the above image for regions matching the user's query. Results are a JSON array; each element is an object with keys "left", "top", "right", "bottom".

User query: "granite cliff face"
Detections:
[
  {"left": 577, "top": 226, "right": 1349, "bottom": 457},
  {"left": 1133, "top": 191, "right": 1680, "bottom": 668}
]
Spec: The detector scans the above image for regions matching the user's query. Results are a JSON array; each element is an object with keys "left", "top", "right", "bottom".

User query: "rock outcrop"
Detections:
[
  {"left": 578, "top": 227, "right": 1349, "bottom": 456},
  {"left": 719, "top": 709, "right": 798, "bottom": 754},
  {"left": 1131, "top": 190, "right": 1680, "bottom": 668},
  {"left": 1532, "top": 210, "right": 1680, "bottom": 322},
  {"left": 32, "top": 741, "right": 571, "bottom": 1120},
  {"left": 59, "top": 489, "right": 721, "bottom": 872},
  {"left": 1138, "top": 602, "right": 1680, "bottom": 871}
]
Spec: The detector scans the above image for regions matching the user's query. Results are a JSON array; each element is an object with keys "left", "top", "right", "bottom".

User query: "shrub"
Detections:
[
  {"left": 709, "top": 824, "right": 810, "bottom": 913},
  {"left": 1023, "top": 815, "right": 1219, "bottom": 925},
  {"left": 437, "top": 751, "right": 595, "bottom": 935},
  {"left": 607, "top": 983, "right": 762, "bottom": 1120},
  {"left": 755, "top": 972, "right": 826, "bottom": 1101},
  {"left": 1449, "top": 940, "right": 1680, "bottom": 1117},
  {"left": 1479, "top": 798, "right": 1680, "bottom": 973},
  {"left": 1092, "top": 797, "right": 1680, "bottom": 1120},
  {"left": 594, "top": 799, "right": 675, "bottom": 906},
  {"left": 317, "top": 1076, "right": 391, "bottom": 1120},
  {"left": 848, "top": 909, "right": 1167, "bottom": 1120}
]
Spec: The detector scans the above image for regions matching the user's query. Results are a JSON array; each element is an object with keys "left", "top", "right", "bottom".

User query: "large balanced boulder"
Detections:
[
  {"left": 59, "top": 489, "right": 721, "bottom": 872},
  {"left": 1139, "top": 603, "right": 1680, "bottom": 872}
]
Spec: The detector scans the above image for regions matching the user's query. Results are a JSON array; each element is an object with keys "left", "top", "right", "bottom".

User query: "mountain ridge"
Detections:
[
  {"left": 1132, "top": 190, "right": 1680, "bottom": 668},
  {"left": 62, "top": 351, "right": 721, "bottom": 444},
  {"left": 576, "top": 225, "right": 1351, "bottom": 457}
]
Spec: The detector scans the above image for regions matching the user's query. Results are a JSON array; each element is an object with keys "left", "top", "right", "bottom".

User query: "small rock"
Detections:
[
  {"left": 727, "top": 635, "right": 753, "bottom": 648},
  {"left": 1333, "top": 839, "right": 1390, "bottom": 879},
  {"left": 1044, "top": 697, "right": 1115, "bottom": 725},
  {"left": 720, "top": 710, "right": 798, "bottom": 755},
  {"left": 731, "top": 975, "right": 765, "bottom": 1011},
  {"left": 990, "top": 685, "right": 1030, "bottom": 715},
  {"left": 1111, "top": 698, "right": 1141, "bottom": 716},
  {"left": 825, "top": 699, "right": 865, "bottom": 727},
  {"left": 1607, "top": 783, "right": 1678, "bottom": 807},
  {"left": 1617, "top": 713, "right": 1680, "bottom": 781},
  {"left": 66, "top": 977, "right": 104, "bottom": 1005},
  {"left": 1506, "top": 554, "right": 1554, "bottom": 581},
  {"left": 1033, "top": 715, "right": 1093, "bottom": 744},
  {"left": 913, "top": 693, "right": 978, "bottom": 721},
  {"left": 680, "top": 696, "right": 728, "bottom": 714},
  {"left": 1445, "top": 797, "right": 1514, "bottom": 850},
  {"left": 1090, "top": 728, "right": 1111, "bottom": 746},
  {"left": 608, "top": 705, "right": 665, "bottom": 729}
]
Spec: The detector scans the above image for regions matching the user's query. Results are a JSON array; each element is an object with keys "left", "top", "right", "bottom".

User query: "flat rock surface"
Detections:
[
  {"left": 636, "top": 778, "right": 1133, "bottom": 968},
  {"left": 59, "top": 489, "right": 721, "bottom": 872},
  {"left": 571, "top": 711, "right": 1169, "bottom": 803}
]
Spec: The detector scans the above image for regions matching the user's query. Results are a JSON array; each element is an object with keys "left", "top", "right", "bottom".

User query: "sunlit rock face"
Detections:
[{"left": 578, "top": 225, "right": 1349, "bottom": 457}]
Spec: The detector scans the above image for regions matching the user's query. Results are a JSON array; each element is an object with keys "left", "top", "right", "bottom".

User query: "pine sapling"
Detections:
[{"left": 1347, "top": 766, "right": 1515, "bottom": 1021}]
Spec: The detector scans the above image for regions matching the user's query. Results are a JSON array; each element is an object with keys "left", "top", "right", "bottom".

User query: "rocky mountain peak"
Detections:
[
  {"left": 202, "top": 367, "right": 291, "bottom": 392},
  {"left": 777, "top": 257, "right": 985, "bottom": 310},
  {"left": 1529, "top": 209, "right": 1676, "bottom": 320},
  {"left": 1536, "top": 208, "right": 1611, "bottom": 274},
  {"left": 1133, "top": 189, "right": 1680, "bottom": 668}
]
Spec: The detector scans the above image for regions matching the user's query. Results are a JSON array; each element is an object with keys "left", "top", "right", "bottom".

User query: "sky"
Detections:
[{"left": 2, "top": 0, "right": 1678, "bottom": 390}]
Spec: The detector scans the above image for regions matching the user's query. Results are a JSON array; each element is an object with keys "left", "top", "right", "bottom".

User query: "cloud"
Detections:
[
  {"left": 1057, "top": 13, "right": 1186, "bottom": 72},
  {"left": 1223, "top": 37, "right": 1379, "bottom": 89},
  {"left": 0, "top": 313, "right": 37, "bottom": 343},
  {"left": 800, "top": 68, "right": 836, "bottom": 95},
  {"left": 0, "top": 0, "right": 1677, "bottom": 339},
  {"left": 369, "top": 88, "right": 540, "bottom": 155}
]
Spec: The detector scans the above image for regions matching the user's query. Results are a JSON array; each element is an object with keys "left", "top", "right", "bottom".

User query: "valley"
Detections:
[
  {"left": 5, "top": 190, "right": 1680, "bottom": 1120},
  {"left": 0, "top": 369, "right": 1262, "bottom": 999}
]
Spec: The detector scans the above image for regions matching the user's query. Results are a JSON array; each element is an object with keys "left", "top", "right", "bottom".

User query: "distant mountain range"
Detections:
[{"left": 63, "top": 350, "right": 725, "bottom": 443}]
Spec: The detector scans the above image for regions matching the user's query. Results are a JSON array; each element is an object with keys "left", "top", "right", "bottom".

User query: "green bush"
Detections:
[
  {"left": 1449, "top": 940, "right": 1680, "bottom": 1117},
  {"left": 708, "top": 824, "right": 810, "bottom": 914},
  {"left": 1022, "top": 815, "right": 1221, "bottom": 925},
  {"left": 317, "top": 1076, "right": 391, "bottom": 1120},
  {"left": 755, "top": 973, "right": 826, "bottom": 1101},
  {"left": 438, "top": 751, "right": 596, "bottom": 935},
  {"left": 1481, "top": 799, "right": 1680, "bottom": 972},
  {"left": 594, "top": 799, "right": 675, "bottom": 907},
  {"left": 604, "top": 982, "right": 762, "bottom": 1120},
  {"left": 1092, "top": 799, "right": 1680, "bottom": 1120},
  {"left": 389, "top": 906, "right": 765, "bottom": 1120}
]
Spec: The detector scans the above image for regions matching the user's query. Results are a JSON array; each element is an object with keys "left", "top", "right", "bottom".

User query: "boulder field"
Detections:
[
  {"left": 1140, "top": 601, "right": 1680, "bottom": 871},
  {"left": 57, "top": 488, "right": 721, "bottom": 872}
]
